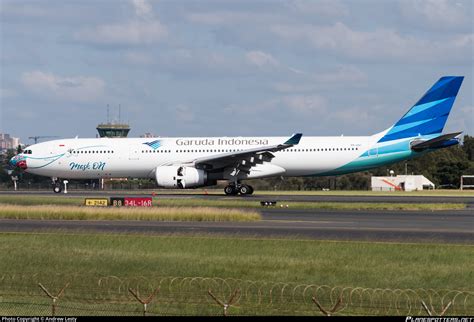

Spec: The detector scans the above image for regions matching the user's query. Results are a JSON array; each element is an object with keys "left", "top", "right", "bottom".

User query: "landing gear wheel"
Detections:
[
  {"left": 224, "top": 185, "right": 238, "bottom": 195},
  {"left": 248, "top": 185, "right": 254, "bottom": 195},
  {"left": 239, "top": 184, "right": 251, "bottom": 195},
  {"left": 53, "top": 185, "right": 62, "bottom": 194}
]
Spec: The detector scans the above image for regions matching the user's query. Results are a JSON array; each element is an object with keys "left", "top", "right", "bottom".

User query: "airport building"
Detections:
[
  {"left": 371, "top": 175, "right": 435, "bottom": 191},
  {"left": 0, "top": 133, "right": 20, "bottom": 152}
]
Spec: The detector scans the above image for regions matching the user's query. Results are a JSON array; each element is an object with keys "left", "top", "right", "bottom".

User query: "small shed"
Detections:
[{"left": 371, "top": 175, "right": 435, "bottom": 191}]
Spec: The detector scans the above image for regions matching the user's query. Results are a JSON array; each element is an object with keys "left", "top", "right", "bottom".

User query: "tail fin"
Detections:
[{"left": 378, "top": 76, "right": 464, "bottom": 143}]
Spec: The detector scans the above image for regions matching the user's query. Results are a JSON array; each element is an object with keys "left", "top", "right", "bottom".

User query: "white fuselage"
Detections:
[{"left": 21, "top": 135, "right": 375, "bottom": 180}]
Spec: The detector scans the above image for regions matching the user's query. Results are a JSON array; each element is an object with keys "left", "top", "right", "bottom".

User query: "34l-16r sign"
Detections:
[{"left": 109, "top": 197, "right": 153, "bottom": 207}]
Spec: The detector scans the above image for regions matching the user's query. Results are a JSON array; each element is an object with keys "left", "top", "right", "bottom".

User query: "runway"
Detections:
[
  {"left": 1, "top": 190, "right": 473, "bottom": 204},
  {"left": 1, "top": 207, "right": 472, "bottom": 244}
]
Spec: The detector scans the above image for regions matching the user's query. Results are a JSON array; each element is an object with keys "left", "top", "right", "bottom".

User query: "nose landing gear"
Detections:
[
  {"left": 52, "top": 178, "right": 62, "bottom": 193},
  {"left": 53, "top": 183, "right": 62, "bottom": 194}
]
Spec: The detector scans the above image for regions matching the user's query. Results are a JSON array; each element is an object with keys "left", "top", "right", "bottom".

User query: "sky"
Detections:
[{"left": 1, "top": 0, "right": 473, "bottom": 144}]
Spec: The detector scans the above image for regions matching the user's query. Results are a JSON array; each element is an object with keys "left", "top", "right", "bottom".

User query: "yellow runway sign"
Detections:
[{"left": 84, "top": 198, "right": 109, "bottom": 207}]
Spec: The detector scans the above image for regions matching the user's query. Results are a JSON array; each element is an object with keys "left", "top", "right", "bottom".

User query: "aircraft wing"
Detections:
[{"left": 170, "top": 133, "right": 302, "bottom": 174}]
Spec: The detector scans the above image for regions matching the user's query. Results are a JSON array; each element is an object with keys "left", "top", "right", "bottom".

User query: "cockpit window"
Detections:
[{"left": 24, "top": 150, "right": 32, "bottom": 154}]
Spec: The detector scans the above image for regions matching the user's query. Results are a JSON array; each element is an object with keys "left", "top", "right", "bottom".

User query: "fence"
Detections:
[{"left": 0, "top": 274, "right": 472, "bottom": 316}]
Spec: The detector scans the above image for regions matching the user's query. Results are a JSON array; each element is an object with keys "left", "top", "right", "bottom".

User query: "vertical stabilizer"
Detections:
[{"left": 378, "top": 76, "right": 463, "bottom": 143}]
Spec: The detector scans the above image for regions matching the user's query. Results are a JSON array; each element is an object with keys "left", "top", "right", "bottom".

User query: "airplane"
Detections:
[{"left": 10, "top": 76, "right": 464, "bottom": 195}]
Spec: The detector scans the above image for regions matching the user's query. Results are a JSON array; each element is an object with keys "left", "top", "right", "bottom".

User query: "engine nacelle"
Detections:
[{"left": 155, "top": 166, "right": 207, "bottom": 189}]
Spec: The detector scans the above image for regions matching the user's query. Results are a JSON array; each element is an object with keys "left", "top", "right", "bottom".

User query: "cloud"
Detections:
[
  {"left": 0, "top": 88, "right": 17, "bottom": 99},
  {"left": 283, "top": 95, "right": 327, "bottom": 114},
  {"left": 186, "top": 11, "right": 284, "bottom": 26},
  {"left": 21, "top": 71, "right": 105, "bottom": 102},
  {"left": 131, "top": 0, "right": 153, "bottom": 19},
  {"left": 272, "top": 65, "right": 368, "bottom": 93},
  {"left": 450, "top": 105, "right": 474, "bottom": 133},
  {"left": 270, "top": 22, "right": 473, "bottom": 63},
  {"left": 186, "top": 6, "right": 471, "bottom": 64},
  {"left": 286, "top": 0, "right": 349, "bottom": 17},
  {"left": 186, "top": 0, "right": 348, "bottom": 26},
  {"left": 124, "top": 51, "right": 155, "bottom": 65},
  {"left": 74, "top": 0, "right": 166, "bottom": 46},
  {"left": 151, "top": 49, "right": 244, "bottom": 76},
  {"left": 399, "top": 0, "right": 470, "bottom": 30},
  {"left": 225, "top": 94, "right": 327, "bottom": 118},
  {"left": 173, "top": 104, "right": 195, "bottom": 123},
  {"left": 245, "top": 51, "right": 279, "bottom": 69},
  {"left": 0, "top": 3, "right": 51, "bottom": 18},
  {"left": 75, "top": 21, "right": 167, "bottom": 46},
  {"left": 328, "top": 104, "right": 386, "bottom": 130}
]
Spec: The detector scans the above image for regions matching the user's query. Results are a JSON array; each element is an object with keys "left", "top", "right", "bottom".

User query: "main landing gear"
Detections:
[{"left": 224, "top": 183, "right": 254, "bottom": 196}]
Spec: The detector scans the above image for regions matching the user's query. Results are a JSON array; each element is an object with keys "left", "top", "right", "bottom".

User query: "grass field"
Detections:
[
  {"left": 0, "top": 232, "right": 472, "bottom": 290},
  {"left": 0, "top": 195, "right": 466, "bottom": 211},
  {"left": 153, "top": 199, "right": 466, "bottom": 210},
  {"left": 0, "top": 232, "right": 472, "bottom": 315},
  {"left": 0, "top": 204, "right": 261, "bottom": 221}
]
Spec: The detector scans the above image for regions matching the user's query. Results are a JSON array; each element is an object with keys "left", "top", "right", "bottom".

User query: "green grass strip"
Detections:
[
  {"left": 0, "top": 195, "right": 466, "bottom": 210},
  {"left": 0, "top": 232, "right": 472, "bottom": 290},
  {"left": 0, "top": 204, "right": 261, "bottom": 222},
  {"left": 154, "top": 199, "right": 466, "bottom": 211}
]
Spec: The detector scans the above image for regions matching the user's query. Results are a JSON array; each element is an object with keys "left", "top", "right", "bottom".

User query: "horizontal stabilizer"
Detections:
[{"left": 410, "top": 132, "right": 462, "bottom": 151}]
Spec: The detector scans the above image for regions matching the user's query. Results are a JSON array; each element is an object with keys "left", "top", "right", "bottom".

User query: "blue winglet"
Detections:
[{"left": 284, "top": 133, "right": 303, "bottom": 145}]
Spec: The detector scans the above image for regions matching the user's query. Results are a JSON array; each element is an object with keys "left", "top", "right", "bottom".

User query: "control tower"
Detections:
[
  {"left": 96, "top": 122, "right": 130, "bottom": 138},
  {"left": 97, "top": 105, "right": 130, "bottom": 138}
]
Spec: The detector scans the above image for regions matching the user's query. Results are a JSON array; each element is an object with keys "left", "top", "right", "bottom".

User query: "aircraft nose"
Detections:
[
  {"left": 9, "top": 156, "right": 17, "bottom": 167},
  {"left": 10, "top": 155, "right": 27, "bottom": 170}
]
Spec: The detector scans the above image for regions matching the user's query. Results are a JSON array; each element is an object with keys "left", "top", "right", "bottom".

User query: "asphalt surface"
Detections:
[
  {"left": 0, "top": 190, "right": 473, "bottom": 204},
  {"left": 1, "top": 207, "right": 472, "bottom": 244}
]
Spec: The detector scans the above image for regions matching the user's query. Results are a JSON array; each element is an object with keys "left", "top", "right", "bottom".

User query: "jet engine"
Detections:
[{"left": 155, "top": 165, "right": 207, "bottom": 188}]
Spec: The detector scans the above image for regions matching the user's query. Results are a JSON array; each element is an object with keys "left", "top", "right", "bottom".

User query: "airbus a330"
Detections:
[{"left": 10, "top": 76, "right": 464, "bottom": 195}]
